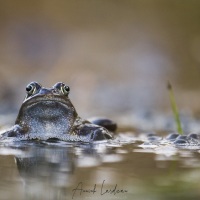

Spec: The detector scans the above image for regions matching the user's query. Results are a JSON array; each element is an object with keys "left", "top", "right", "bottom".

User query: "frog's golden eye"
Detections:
[
  {"left": 62, "top": 85, "right": 70, "bottom": 95},
  {"left": 26, "top": 82, "right": 41, "bottom": 96},
  {"left": 26, "top": 84, "right": 35, "bottom": 95},
  {"left": 53, "top": 82, "right": 70, "bottom": 96}
]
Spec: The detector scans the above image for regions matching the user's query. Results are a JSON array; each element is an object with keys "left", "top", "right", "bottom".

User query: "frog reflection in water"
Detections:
[{"left": 1, "top": 82, "right": 116, "bottom": 142}]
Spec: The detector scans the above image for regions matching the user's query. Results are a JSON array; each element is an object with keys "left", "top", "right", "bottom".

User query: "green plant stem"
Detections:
[{"left": 167, "top": 82, "right": 183, "bottom": 134}]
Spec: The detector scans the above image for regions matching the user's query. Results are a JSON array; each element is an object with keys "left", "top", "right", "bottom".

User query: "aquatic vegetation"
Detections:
[{"left": 167, "top": 82, "right": 183, "bottom": 135}]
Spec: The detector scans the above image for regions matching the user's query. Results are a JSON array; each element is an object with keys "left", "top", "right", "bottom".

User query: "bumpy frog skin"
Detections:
[{"left": 0, "top": 82, "right": 114, "bottom": 142}]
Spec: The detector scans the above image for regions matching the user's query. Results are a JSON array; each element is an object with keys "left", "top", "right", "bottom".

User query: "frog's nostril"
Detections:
[{"left": 52, "top": 89, "right": 59, "bottom": 95}]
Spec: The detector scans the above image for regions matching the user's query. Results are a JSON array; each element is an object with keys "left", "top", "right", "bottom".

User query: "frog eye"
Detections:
[
  {"left": 26, "top": 82, "right": 41, "bottom": 96},
  {"left": 53, "top": 82, "right": 70, "bottom": 96},
  {"left": 62, "top": 85, "right": 70, "bottom": 95},
  {"left": 26, "top": 84, "right": 34, "bottom": 94}
]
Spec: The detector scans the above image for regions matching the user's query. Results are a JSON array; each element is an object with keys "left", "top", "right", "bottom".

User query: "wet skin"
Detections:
[{"left": 0, "top": 82, "right": 115, "bottom": 142}]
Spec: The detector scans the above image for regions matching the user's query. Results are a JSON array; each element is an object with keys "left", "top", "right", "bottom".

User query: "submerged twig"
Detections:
[{"left": 167, "top": 81, "right": 183, "bottom": 134}]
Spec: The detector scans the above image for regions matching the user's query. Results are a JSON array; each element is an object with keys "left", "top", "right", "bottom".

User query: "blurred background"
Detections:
[
  {"left": 0, "top": 0, "right": 200, "bottom": 120},
  {"left": 1, "top": 2, "right": 200, "bottom": 200}
]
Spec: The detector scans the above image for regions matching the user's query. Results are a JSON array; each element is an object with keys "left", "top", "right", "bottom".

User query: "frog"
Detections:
[{"left": 0, "top": 82, "right": 117, "bottom": 142}]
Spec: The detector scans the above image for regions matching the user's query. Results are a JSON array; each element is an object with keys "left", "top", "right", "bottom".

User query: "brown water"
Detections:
[{"left": 1, "top": 126, "right": 200, "bottom": 200}]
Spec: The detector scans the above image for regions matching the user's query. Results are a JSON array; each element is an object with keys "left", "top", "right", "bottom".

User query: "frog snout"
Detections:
[{"left": 39, "top": 88, "right": 54, "bottom": 95}]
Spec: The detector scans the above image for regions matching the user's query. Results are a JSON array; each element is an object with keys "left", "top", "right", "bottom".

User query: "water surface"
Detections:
[{"left": 1, "top": 127, "right": 200, "bottom": 200}]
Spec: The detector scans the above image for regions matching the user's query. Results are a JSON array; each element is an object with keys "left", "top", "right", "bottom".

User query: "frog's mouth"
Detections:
[
  {"left": 18, "top": 96, "right": 76, "bottom": 119},
  {"left": 26, "top": 100, "right": 71, "bottom": 113},
  {"left": 24, "top": 95, "right": 72, "bottom": 108},
  {"left": 23, "top": 97, "right": 75, "bottom": 120}
]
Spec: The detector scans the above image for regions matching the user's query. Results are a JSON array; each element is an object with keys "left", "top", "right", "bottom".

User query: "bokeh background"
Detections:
[{"left": 0, "top": 0, "right": 200, "bottom": 120}]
